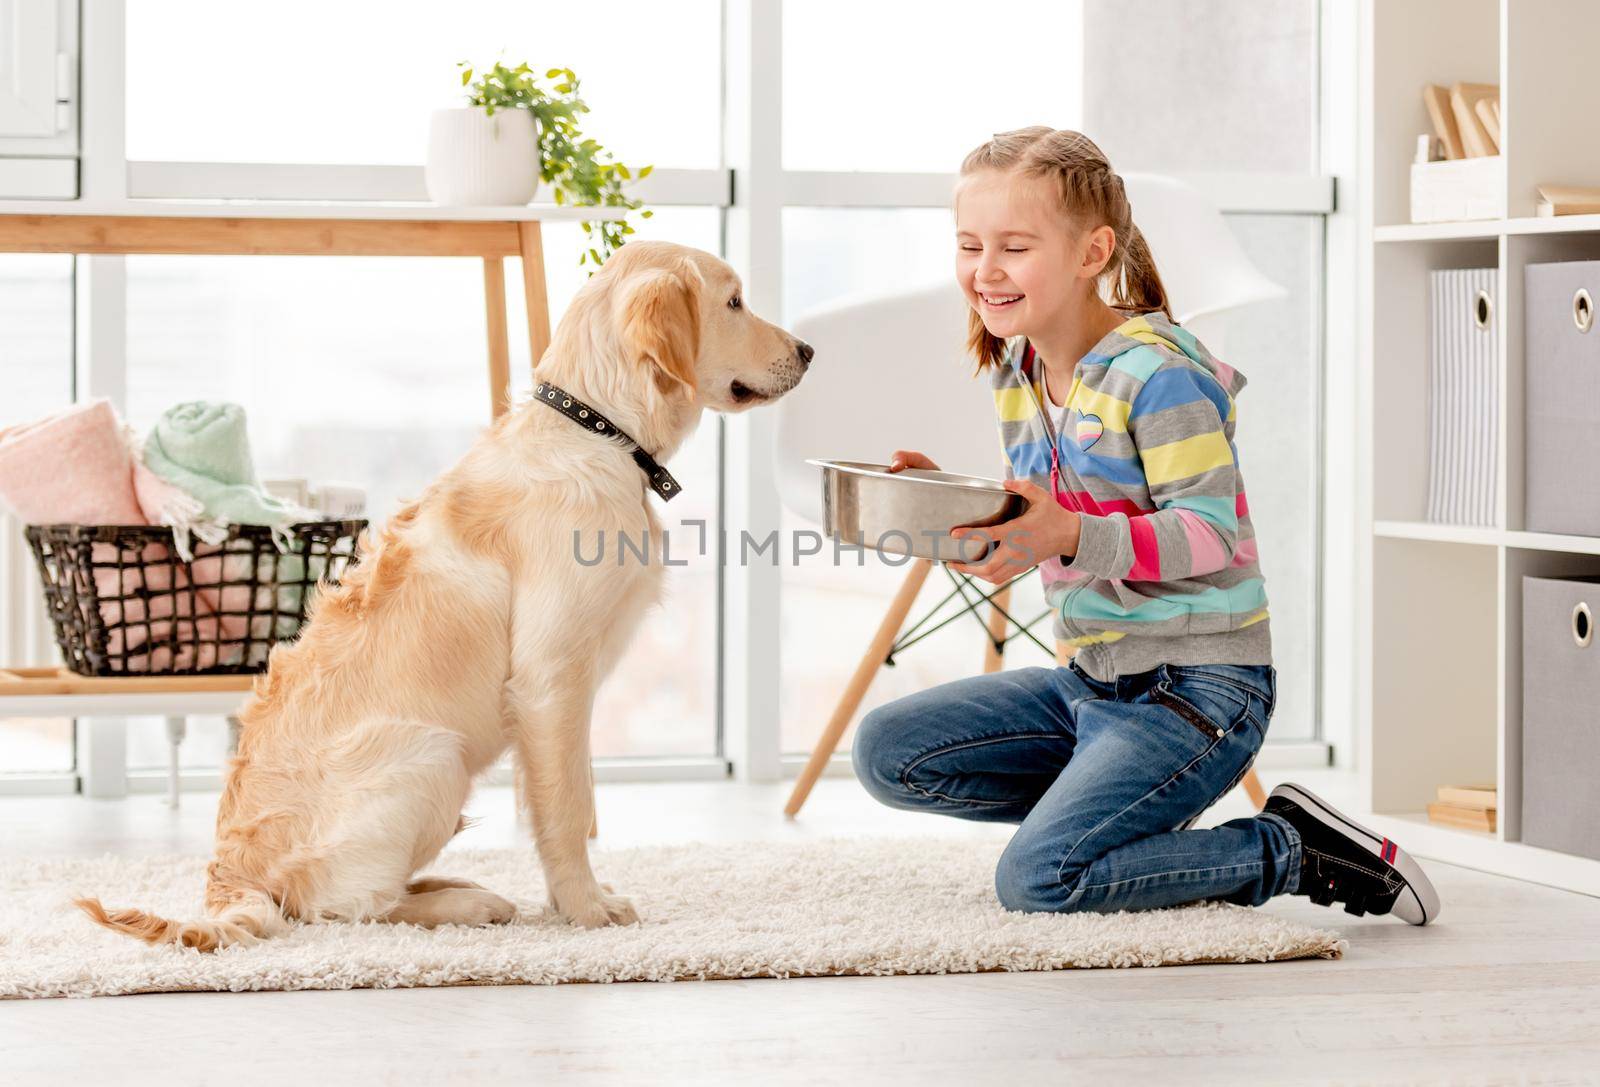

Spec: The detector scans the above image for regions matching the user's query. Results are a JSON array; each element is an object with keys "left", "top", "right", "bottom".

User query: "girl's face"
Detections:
[{"left": 954, "top": 169, "right": 1111, "bottom": 341}]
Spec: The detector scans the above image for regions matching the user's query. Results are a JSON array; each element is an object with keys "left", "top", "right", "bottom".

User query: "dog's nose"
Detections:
[{"left": 795, "top": 340, "right": 814, "bottom": 369}]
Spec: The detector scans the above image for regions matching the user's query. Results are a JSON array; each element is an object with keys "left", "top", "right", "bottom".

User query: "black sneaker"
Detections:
[{"left": 1264, "top": 783, "right": 1441, "bottom": 925}]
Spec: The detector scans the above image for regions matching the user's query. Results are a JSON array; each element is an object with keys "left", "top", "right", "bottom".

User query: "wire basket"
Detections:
[{"left": 24, "top": 520, "right": 366, "bottom": 677}]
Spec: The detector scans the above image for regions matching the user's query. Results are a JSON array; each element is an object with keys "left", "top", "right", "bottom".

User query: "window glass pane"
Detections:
[
  {"left": 122, "top": 211, "right": 722, "bottom": 759},
  {"left": 0, "top": 718, "right": 73, "bottom": 775},
  {"left": 783, "top": 207, "right": 953, "bottom": 322},
  {"left": 594, "top": 414, "right": 721, "bottom": 758},
  {"left": 1198, "top": 213, "right": 1321, "bottom": 742},
  {"left": 779, "top": 207, "right": 1054, "bottom": 754},
  {"left": 126, "top": 0, "right": 721, "bottom": 169},
  {"left": 1077, "top": 0, "right": 1324, "bottom": 742},
  {"left": 128, "top": 716, "right": 229, "bottom": 771},
  {"left": 123, "top": 208, "right": 717, "bottom": 521},
  {"left": 0, "top": 255, "right": 75, "bottom": 774},
  {"left": 781, "top": 510, "right": 1058, "bottom": 756},
  {"left": 783, "top": 0, "right": 1083, "bottom": 171},
  {"left": 0, "top": 255, "right": 73, "bottom": 427},
  {"left": 1082, "top": 0, "right": 1318, "bottom": 173}
]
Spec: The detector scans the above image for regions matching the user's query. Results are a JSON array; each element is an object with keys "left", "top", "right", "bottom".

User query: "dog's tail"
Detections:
[{"left": 74, "top": 886, "right": 288, "bottom": 953}]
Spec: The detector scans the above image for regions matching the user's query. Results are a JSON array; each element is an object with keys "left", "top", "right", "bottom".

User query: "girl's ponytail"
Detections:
[
  {"left": 966, "top": 311, "right": 1007, "bottom": 374},
  {"left": 1113, "top": 220, "right": 1171, "bottom": 321}
]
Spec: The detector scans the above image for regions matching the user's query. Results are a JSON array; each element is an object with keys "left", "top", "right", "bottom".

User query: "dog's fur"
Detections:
[{"left": 75, "top": 241, "right": 809, "bottom": 950}]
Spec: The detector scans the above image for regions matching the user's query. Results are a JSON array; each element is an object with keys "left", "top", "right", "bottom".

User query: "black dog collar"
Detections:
[{"left": 530, "top": 381, "right": 682, "bottom": 501}]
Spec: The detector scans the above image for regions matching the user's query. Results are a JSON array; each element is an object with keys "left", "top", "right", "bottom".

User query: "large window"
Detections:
[{"left": 0, "top": 0, "right": 1338, "bottom": 793}]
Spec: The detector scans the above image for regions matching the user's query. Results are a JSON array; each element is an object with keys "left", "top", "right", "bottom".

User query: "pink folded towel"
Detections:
[{"left": 0, "top": 399, "right": 242, "bottom": 671}]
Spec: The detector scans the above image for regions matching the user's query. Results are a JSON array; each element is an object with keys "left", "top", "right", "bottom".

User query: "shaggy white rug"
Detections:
[{"left": 0, "top": 837, "right": 1343, "bottom": 999}]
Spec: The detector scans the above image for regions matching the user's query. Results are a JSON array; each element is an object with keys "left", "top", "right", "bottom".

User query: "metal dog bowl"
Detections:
[{"left": 809, "top": 459, "right": 1026, "bottom": 563}]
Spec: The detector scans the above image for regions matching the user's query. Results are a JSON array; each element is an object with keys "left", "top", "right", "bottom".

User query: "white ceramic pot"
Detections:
[{"left": 424, "top": 107, "right": 540, "bottom": 206}]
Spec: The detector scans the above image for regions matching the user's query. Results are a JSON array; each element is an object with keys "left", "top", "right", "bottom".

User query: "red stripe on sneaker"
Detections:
[{"left": 1381, "top": 839, "right": 1397, "bottom": 864}]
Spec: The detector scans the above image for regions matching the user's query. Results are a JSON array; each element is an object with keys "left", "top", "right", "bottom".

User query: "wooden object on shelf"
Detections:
[
  {"left": 1535, "top": 184, "right": 1600, "bottom": 216},
  {"left": 1437, "top": 784, "right": 1497, "bottom": 809},
  {"left": 1451, "top": 82, "right": 1500, "bottom": 158},
  {"left": 0, "top": 666, "right": 253, "bottom": 697},
  {"left": 1424, "top": 83, "right": 1466, "bottom": 160},
  {"left": 1427, "top": 800, "right": 1497, "bottom": 833},
  {"left": 1474, "top": 97, "right": 1502, "bottom": 152}
]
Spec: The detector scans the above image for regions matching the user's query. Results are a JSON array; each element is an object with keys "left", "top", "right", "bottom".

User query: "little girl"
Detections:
[{"left": 852, "top": 127, "right": 1439, "bottom": 925}]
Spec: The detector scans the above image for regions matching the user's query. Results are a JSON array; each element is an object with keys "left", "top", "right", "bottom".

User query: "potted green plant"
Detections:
[{"left": 425, "top": 61, "right": 653, "bottom": 269}]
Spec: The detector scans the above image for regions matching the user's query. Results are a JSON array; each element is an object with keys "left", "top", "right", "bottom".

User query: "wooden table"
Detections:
[{"left": 0, "top": 199, "right": 621, "bottom": 806}]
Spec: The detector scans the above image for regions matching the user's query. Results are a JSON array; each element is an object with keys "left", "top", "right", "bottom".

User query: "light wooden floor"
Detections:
[{"left": 2, "top": 768, "right": 1598, "bottom": 1085}]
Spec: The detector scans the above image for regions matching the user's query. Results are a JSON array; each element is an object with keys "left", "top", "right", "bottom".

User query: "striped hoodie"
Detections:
[{"left": 991, "top": 312, "right": 1271, "bottom": 681}]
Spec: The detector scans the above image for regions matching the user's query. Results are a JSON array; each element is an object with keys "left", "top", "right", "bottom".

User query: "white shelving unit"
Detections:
[{"left": 1358, "top": 0, "right": 1600, "bottom": 895}]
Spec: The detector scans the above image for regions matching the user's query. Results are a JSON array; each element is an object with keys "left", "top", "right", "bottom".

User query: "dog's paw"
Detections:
[
  {"left": 468, "top": 893, "right": 518, "bottom": 927},
  {"left": 558, "top": 887, "right": 640, "bottom": 929}
]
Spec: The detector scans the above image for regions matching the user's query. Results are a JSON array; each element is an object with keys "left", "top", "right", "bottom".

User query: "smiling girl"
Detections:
[{"left": 851, "top": 127, "right": 1439, "bottom": 925}]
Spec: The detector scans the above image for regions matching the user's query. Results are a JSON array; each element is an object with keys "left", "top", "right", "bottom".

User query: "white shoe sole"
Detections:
[{"left": 1270, "top": 783, "right": 1441, "bottom": 925}]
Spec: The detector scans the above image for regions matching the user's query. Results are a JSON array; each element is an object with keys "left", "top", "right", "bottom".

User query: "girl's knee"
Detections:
[
  {"left": 994, "top": 829, "right": 1102, "bottom": 914},
  {"left": 850, "top": 705, "right": 910, "bottom": 806}
]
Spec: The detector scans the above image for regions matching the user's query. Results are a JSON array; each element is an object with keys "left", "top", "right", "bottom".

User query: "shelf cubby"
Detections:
[
  {"left": 1499, "top": 547, "right": 1600, "bottom": 845},
  {"left": 1370, "top": 0, "right": 1499, "bottom": 229},
  {"left": 1369, "top": 537, "right": 1499, "bottom": 818},
  {"left": 1373, "top": 239, "right": 1500, "bottom": 526}
]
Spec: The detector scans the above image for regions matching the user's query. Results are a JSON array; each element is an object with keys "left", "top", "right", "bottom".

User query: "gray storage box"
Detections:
[
  {"left": 1524, "top": 261, "right": 1600, "bottom": 536},
  {"left": 1522, "top": 574, "right": 1600, "bottom": 860}
]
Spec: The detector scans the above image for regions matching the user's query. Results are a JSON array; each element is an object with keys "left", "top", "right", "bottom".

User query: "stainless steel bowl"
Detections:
[{"left": 809, "top": 459, "right": 1026, "bottom": 563}]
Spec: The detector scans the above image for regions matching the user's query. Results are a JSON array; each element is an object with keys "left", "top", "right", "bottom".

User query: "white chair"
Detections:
[{"left": 777, "top": 172, "right": 1286, "bottom": 818}]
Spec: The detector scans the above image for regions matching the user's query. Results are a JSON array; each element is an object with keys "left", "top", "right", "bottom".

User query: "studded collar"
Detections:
[{"left": 530, "top": 381, "right": 682, "bottom": 502}]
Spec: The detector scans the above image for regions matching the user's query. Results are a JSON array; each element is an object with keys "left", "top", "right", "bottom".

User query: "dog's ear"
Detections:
[{"left": 617, "top": 258, "right": 702, "bottom": 394}]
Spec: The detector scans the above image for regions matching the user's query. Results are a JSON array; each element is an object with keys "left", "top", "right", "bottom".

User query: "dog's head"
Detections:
[{"left": 595, "top": 240, "right": 811, "bottom": 413}]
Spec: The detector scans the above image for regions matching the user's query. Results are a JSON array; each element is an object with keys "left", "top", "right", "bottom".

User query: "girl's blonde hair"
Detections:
[{"left": 957, "top": 126, "right": 1172, "bottom": 371}]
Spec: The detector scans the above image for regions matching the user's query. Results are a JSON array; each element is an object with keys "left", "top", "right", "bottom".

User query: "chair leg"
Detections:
[
  {"left": 784, "top": 558, "right": 933, "bottom": 818},
  {"left": 1241, "top": 768, "right": 1268, "bottom": 810},
  {"left": 982, "top": 583, "right": 1011, "bottom": 674}
]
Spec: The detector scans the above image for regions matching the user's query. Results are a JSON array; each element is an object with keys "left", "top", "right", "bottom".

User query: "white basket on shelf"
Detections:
[{"left": 1411, "top": 156, "right": 1503, "bottom": 223}]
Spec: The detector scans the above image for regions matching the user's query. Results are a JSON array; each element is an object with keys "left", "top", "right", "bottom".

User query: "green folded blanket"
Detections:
[
  {"left": 141, "top": 401, "right": 322, "bottom": 635},
  {"left": 142, "top": 402, "right": 314, "bottom": 544}
]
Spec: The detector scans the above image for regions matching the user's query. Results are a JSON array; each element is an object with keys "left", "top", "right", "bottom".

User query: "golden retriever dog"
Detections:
[{"left": 76, "top": 240, "right": 811, "bottom": 950}]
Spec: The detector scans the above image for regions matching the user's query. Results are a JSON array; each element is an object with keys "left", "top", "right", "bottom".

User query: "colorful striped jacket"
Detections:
[{"left": 990, "top": 312, "right": 1272, "bottom": 681}]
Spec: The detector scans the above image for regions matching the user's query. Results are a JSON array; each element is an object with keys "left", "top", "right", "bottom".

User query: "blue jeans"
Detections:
[{"left": 851, "top": 659, "right": 1304, "bottom": 914}]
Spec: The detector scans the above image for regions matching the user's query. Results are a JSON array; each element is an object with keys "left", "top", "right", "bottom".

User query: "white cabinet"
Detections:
[
  {"left": 0, "top": 0, "right": 65, "bottom": 137},
  {"left": 0, "top": 0, "right": 77, "bottom": 198}
]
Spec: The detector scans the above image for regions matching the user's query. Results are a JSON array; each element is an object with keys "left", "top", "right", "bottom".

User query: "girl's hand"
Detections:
[
  {"left": 887, "top": 450, "right": 940, "bottom": 473},
  {"left": 948, "top": 479, "right": 1081, "bottom": 585}
]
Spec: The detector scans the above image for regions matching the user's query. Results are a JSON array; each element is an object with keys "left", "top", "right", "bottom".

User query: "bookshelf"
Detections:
[{"left": 1358, "top": 0, "right": 1600, "bottom": 894}]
